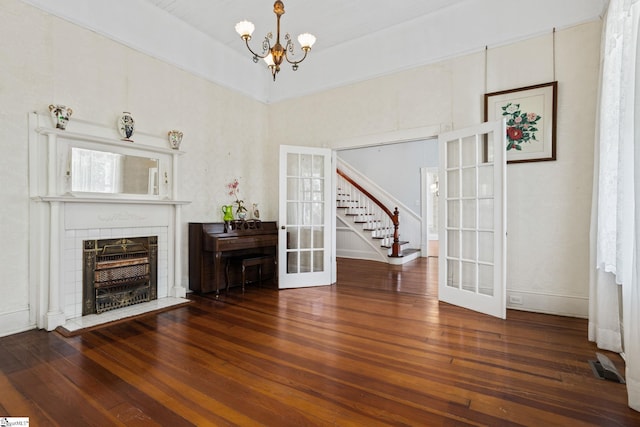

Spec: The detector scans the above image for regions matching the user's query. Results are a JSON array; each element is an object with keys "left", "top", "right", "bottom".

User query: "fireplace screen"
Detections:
[{"left": 83, "top": 236, "right": 157, "bottom": 315}]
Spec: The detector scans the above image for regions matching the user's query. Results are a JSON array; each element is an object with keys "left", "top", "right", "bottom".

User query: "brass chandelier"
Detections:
[{"left": 235, "top": 1, "right": 316, "bottom": 81}]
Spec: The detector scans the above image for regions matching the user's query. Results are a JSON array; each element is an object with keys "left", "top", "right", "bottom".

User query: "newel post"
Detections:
[{"left": 391, "top": 207, "right": 401, "bottom": 257}]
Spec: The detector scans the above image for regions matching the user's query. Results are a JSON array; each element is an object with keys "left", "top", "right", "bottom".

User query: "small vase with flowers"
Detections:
[{"left": 227, "top": 178, "right": 248, "bottom": 220}]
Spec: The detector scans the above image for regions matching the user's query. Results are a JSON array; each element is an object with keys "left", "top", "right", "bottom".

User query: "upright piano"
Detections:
[{"left": 189, "top": 221, "right": 278, "bottom": 294}]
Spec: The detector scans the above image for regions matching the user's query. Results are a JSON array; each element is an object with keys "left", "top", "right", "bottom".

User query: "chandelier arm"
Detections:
[
  {"left": 243, "top": 37, "right": 271, "bottom": 60},
  {"left": 283, "top": 48, "right": 309, "bottom": 66}
]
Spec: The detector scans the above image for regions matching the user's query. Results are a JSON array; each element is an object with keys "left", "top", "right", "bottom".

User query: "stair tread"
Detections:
[
  {"left": 388, "top": 248, "right": 420, "bottom": 258},
  {"left": 382, "top": 241, "right": 409, "bottom": 248}
]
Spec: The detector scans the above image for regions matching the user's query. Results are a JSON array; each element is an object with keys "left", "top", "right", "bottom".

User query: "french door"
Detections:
[
  {"left": 278, "top": 145, "right": 334, "bottom": 288},
  {"left": 438, "top": 120, "right": 507, "bottom": 318}
]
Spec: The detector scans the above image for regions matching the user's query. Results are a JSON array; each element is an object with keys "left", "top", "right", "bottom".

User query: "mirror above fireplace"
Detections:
[
  {"left": 30, "top": 113, "right": 185, "bottom": 202},
  {"left": 70, "top": 147, "right": 160, "bottom": 196}
]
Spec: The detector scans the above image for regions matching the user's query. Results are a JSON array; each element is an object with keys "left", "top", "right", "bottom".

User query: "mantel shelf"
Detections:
[
  {"left": 36, "top": 127, "right": 186, "bottom": 155},
  {"left": 34, "top": 196, "right": 190, "bottom": 205}
]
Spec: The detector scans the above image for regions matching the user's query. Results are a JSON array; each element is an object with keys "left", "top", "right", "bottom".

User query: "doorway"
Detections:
[{"left": 421, "top": 167, "right": 439, "bottom": 257}]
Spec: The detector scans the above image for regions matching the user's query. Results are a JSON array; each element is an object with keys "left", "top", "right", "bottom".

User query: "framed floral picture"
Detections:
[{"left": 484, "top": 82, "right": 557, "bottom": 164}]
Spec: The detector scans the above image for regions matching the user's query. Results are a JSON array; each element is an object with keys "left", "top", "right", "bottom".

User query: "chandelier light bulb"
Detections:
[
  {"left": 235, "top": 20, "right": 255, "bottom": 38},
  {"left": 297, "top": 33, "right": 316, "bottom": 50},
  {"left": 263, "top": 53, "right": 275, "bottom": 67}
]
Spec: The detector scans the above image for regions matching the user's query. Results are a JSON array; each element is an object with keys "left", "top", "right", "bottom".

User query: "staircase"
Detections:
[{"left": 336, "top": 169, "right": 421, "bottom": 265}]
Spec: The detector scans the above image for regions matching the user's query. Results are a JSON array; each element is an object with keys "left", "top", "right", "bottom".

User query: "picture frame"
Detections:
[{"left": 484, "top": 81, "right": 557, "bottom": 164}]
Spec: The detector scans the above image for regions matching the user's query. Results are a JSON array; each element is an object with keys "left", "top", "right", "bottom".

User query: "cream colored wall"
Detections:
[
  {"left": 493, "top": 25, "right": 600, "bottom": 316},
  {"left": 269, "top": 22, "right": 601, "bottom": 317},
  {"left": 0, "top": 0, "right": 274, "bottom": 335}
]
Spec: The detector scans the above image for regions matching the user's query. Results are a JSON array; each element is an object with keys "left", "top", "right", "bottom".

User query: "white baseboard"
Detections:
[
  {"left": 507, "top": 289, "right": 588, "bottom": 318},
  {"left": 0, "top": 307, "right": 36, "bottom": 337}
]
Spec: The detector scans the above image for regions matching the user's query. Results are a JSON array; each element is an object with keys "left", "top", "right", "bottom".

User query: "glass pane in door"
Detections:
[{"left": 285, "top": 152, "right": 326, "bottom": 276}]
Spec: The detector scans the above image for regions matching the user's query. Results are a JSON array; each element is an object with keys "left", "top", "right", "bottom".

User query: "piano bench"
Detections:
[{"left": 225, "top": 254, "right": 274, "bottom": 294}]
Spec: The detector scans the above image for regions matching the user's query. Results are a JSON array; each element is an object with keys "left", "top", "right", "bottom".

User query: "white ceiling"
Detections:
[
  {"left": 22, "top": 0, "right": 608, "bottom": 103},
  {"left": 140, "top": 0, "right": 469, "bottom": 57}
]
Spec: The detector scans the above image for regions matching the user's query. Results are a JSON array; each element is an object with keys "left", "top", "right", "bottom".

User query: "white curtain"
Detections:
[
  {"left": 628, "top": 1, "right": 640, "bottom": 409},
  {"left": 589, "top": 0, "right": 640, "bottom": 412}
]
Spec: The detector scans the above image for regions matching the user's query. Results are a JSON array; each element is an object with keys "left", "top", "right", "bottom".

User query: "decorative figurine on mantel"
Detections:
[
  {"left": 48, "top": 104, "right": 72, "bottom": 130},
  {"left": 227, "top": 178, "right": 248, "bottom": 220},
  {"left": 118, "top": 111, "right": 135, "bottom": 141},
  {"left": 167, "top": 130, "right": 183, "bottom": 150},
  {"left": 252, "top": 203, "right": 260, "bottom": 219}
]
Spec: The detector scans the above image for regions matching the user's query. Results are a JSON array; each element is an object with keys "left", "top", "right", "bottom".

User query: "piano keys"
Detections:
[{"left": 189, "top": 221, "right": 278, "bottom": 294}]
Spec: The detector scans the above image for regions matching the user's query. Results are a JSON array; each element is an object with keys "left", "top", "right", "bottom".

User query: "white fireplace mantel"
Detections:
[{"left": 28, "top": 112, "right": 190, "bottom": 331}]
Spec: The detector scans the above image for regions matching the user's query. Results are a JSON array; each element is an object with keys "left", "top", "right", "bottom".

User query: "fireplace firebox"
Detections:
[{"left": 83, "top": 236, "right": 158, "bottom": 315}]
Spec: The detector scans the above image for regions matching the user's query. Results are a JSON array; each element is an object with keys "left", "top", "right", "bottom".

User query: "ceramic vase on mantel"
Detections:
[
  {"left": 48, "top": 104, "right": 73, "bottom": 130},
  {"left": 118, "top": 112, "right": 135, "bottom": 141},
  {"left": 167, "top": 130, "right": 183, "bottom": 150}
]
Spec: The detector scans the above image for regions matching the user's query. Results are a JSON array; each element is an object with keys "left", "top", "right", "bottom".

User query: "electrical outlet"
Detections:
[{"left": 509, "top": 295, "right": 523, "bottom": 305}]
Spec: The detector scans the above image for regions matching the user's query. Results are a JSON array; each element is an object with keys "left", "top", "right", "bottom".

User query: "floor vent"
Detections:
[{"left": 588, "top": 352, "right": 626, "bottom": 384}]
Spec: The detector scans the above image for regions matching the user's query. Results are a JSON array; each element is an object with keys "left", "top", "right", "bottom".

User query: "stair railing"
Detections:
[{"left": 337, "top": 169, "right": 401, "bottom": 257}]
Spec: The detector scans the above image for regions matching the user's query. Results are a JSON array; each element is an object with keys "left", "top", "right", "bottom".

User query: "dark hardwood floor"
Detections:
[{"left": 1, "top": 257, "right": 638, "bottom": 426}]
